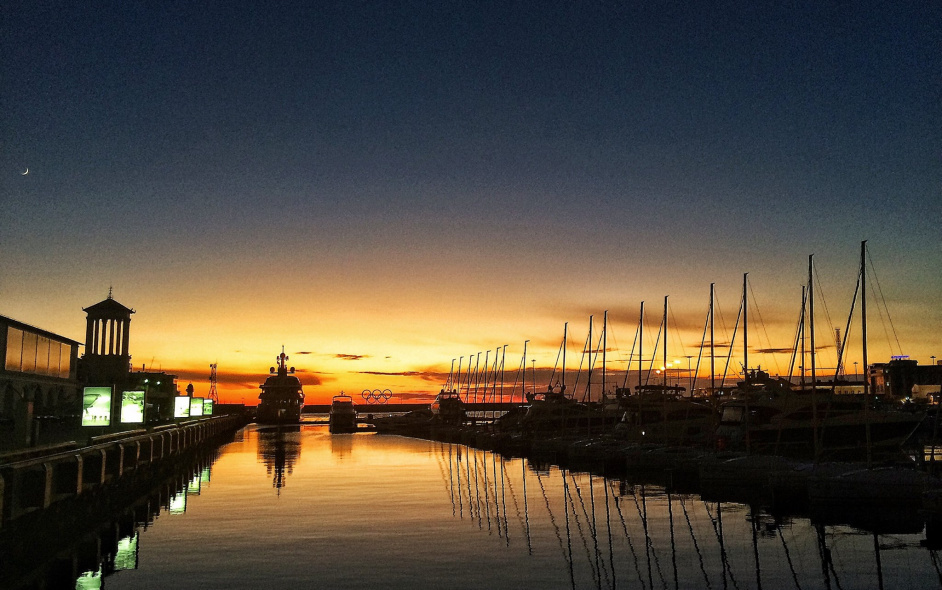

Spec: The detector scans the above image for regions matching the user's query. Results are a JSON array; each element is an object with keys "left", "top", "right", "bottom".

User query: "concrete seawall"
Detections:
[{"left": 0, "top": 414, "right": 246, "bottom": 529}]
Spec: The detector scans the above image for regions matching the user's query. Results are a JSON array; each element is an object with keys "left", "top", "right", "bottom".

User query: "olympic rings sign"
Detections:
[{"left": 361, "top": 389, "right": 393, "bottom": 404}]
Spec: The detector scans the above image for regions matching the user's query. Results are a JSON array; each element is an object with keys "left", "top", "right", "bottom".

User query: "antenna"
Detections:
[{"left": 208, "top": 363, "right": 219, "bottom": 402}]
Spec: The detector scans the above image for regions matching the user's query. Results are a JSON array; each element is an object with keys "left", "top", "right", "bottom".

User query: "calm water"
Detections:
[{"left": 68, "top": 422, "right": 942, "bottom": 589}]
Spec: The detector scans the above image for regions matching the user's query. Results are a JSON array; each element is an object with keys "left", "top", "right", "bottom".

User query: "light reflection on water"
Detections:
[{"left": 92, "top": 424, "right": 942, "bottom": 589}]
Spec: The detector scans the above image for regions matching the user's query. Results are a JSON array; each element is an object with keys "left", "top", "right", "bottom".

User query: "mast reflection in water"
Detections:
[{"left": 9, "top": 424, "right": 942, "bottom": 589}]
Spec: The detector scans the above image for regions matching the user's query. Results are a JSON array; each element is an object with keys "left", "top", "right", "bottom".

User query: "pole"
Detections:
[
  {"left": 602, "top": 310, "right": 608, "bottom": 401},
  {"left": 663, "top": 296, "right": 668, "bottom": 390},
  {"left": 862, "top": 240, "right": 871, "bottom": 467},
  {"left": 743, "top": 273, "right": 749, "bottom": 377},
  {"left": 710, "top": 283, "right": 715, "bottom": 395}
]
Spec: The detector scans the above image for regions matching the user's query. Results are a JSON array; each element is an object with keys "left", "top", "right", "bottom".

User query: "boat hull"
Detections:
[{"left": 256, "top": 402, "right": 303, "bottom": 424}]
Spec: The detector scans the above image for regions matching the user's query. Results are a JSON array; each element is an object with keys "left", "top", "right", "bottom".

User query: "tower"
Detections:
[
  {"left": 208, "top": 363, "right": 218, "bottom": 403},
  {"left": 82, "top": 291, "right": 135, "bottom": 384}
]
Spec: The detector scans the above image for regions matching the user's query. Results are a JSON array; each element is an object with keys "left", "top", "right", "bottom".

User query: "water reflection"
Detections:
[
  {"left": 0, "top": 450, "right": 218, "bottom": 589},
  {"left": 11, "top": 427, "right": 942, "bottom": 589},
  {"left": 440, "top": 442, "right": 942, "bottom": 589},
  {"left": 256, "top": 425, "right": 301, "bottom": 491}
]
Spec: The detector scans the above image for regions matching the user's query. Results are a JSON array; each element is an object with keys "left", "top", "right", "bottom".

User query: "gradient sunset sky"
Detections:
[{"left": 2, "top": 2, "right": 939, "bottom": 404}]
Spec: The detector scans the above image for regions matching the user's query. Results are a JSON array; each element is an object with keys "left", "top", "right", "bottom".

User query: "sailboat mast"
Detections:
[
  {"left": 587, "top": 316, "right": 593, "bottom": 402},
  {"left": 500, "top": 345, "right": 507, "bottom": 404},
  {"left": 663, "top": 296, "right": 668, "bottom": 389},
  {"left": 862, "top": 240, "right": 871, "bottom": 466},
  {"left": 809, "top": 254, "right": 821, "bottom": 460},
  {"left": 481, "top": 350, "right": 491, "bottom": 402},
  {"left": 602, "top": 310, "right": 608, "bottom": 399},
  {"left": 743, "top": 273, "right": 749, "bottom": 376},
  {"left": 809, "top": 256, "right": 816, "bottom": 392},
  {"left": 710, "top": 283, "right": 715, "bottom": 395},
  {"left": 639, "top": 302, "right": 644, "bottom": 392},
  {"left": 562, "top": 322, "right": 568, "bottom": 392},
  {"left": 799, "top": 287, "right": 806, "bottom": 389},
  {"left": 522, "top": 340, "right": 529, "bottom": 404},
  {"left": 860, "top": 240, "right": 873, "bottom": 469},
  {"left": 469, "top": 352, "right": 481, "bottom": 402}
]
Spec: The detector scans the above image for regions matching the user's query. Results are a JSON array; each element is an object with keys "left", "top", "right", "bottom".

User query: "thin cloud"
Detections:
[
  {"left": 335, "top": 354, "right": 368, "bottom": 361},
  {"left": 358, "top": 370, "right": 442, "bottom": 383},
  {"left": 166, "top": 367, "right": 324, "bottom": 387}
]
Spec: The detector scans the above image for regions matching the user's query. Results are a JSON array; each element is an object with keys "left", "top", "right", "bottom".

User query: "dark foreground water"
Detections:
[{"left": 49, "top": 423, "right": 942, "bottom": 588}]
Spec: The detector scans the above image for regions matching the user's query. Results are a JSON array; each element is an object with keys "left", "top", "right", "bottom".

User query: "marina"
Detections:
[
  {"left": 6, "top": 422, "right": 942, "bottom": 588},
  {"left": 3, "top": 2, "right": 939, "bottom": 587}
]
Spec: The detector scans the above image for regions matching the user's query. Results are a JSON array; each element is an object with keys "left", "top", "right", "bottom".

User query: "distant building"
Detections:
[
  {"left": 871, "top": 357, "right": 942, "bottom": 399},
  {"left": 1, "top": 314, "right": 81, "bottom": 448}
]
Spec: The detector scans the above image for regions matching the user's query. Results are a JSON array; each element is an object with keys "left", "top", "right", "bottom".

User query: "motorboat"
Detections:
[
  {"left": 430, "top": 389, "right": 466, "bottom": 425},
  {"left": 329, "top": 393, "right": 357, "bottom": 433}
]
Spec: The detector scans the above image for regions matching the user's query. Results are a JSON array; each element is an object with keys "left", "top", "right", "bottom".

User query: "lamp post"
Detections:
[{"left": 854, "top": 361, "right": 859, "bottom": 382}]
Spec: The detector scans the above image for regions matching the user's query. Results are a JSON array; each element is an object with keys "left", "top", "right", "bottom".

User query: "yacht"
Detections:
[
  {"left": 256, "top": 349, "right": 305, "bottom": 424},
  {"left": 329, "top": 393, "right": 358, "bottom": 433}
]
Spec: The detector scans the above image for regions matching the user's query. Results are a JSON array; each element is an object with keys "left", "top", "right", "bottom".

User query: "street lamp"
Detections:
[{"left": 854, "top": 361, "right": 859, "bottom": 382}]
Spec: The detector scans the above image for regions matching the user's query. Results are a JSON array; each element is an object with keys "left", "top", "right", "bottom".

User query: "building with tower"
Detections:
[
  {"left": 80, "top": 293, "right": 134, "bottom": 385},
  {"left": 80, "top": 292, "right": 180, "bottom": 427}
]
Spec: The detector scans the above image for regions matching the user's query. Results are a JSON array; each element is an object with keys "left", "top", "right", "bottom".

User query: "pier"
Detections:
[{"left": 0, "top": 414, "right": 245, "bottom": 530}]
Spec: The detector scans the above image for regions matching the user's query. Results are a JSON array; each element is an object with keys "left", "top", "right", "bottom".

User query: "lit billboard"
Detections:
[
  {"left": 174, "top": 396, "right": 191, "bottom": 418},
  {"left": 190, "top": 397, "right": 205, "bottom": 417},
  {"left": 203, "top": 398, "right": 214, "bottom": 416},
  {"left": 120, "top": 390, "right": 145, "bottom": 424},
  {"left": 82, "top": 387, "right": 112, "bottom": 427}
]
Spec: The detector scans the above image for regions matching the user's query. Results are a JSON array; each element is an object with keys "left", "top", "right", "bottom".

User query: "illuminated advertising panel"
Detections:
[
  {"left": 120, "top": 390, "right": 145, "bottom": 423},
  {"left": 190, "top": 397, "right": 205, "bottom": 417},
  {"left": 174, "top": 396, "right": 191, "bottom": 418},
  {"left": 203, "top": 398, "right": 214, "bottom": 416},
  {"left": 82, "top": 387, "right": 112, "bottom": 427}
]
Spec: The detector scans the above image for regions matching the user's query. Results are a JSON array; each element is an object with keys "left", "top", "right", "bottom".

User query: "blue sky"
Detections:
[{"left": 2, "top": 1, "right": 939, "bottom": 401}]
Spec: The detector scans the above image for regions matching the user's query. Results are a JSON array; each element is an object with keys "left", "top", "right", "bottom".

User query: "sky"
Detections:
[{"left": 2, "top": 1, "right": 939, "bottom": 405}]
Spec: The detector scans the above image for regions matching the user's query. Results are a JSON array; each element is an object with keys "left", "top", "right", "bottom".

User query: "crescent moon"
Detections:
[{"left": 21, "top": 168, "right": 28, "bottom": 175}]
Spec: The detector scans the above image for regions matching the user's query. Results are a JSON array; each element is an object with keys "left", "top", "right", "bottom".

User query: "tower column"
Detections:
[
  {"left": 122, "top": 319, "right": 130, "bottom": 356},
  {"left": 85, "top": 320, "right": 94, "bottom": 355}
]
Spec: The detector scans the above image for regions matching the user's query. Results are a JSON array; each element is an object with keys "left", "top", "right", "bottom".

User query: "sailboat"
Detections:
[
  {"left": 715, "top": 246, "right": 924, "bottom": 459},
  {"left": 613, "top": 297, "right": 715, "bottom": 445},
  {"left": 500, "top": 321, "right": 612, "bottom": 436}
]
